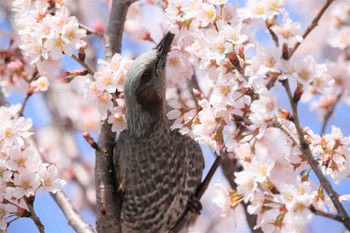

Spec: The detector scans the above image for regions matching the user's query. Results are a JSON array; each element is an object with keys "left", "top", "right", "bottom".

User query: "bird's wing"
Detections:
[
  {"left": 169, "top": 127, "right": 205, "bottom": 194},
  {"left": 182, "top": 134, "right": 205, "bottom": 192}
]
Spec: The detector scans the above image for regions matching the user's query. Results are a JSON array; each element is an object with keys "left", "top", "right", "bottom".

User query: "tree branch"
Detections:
[
  {"left": 24, "top": 196, "right": 45, "bottom": 233},
  {"left": 320, "top": 93, "right": 342, "bottom": 135},
  {"left": 266, "top": 23, "right": 279, "bottom": 48},
  {"left": 1, "top": 86, "right": 93, "bottom": 233},
  {"left": 51, "top": 191, "right": 95, "bottom": 233},
  {"left": 0, "top": 86, "right": 7, "bottom": 106},
  {"left": 282, "top": 80, "right": 350, "bottom": 230},
  {"left": 79, "top": 23, "right": 102, "bottom": 36},
  {"left": 288, "top": 0, "right": 335, "bottom": 59},
  {"left": 95, "top": 1, "right": 136, "bottom": 233},
  {"left": 277, "top": 0, "right": 350, "bottom": 228},
  {"left": 71, "top": 54, "right": 95, "bottom": 76},
  {"left": 105, "top": 0, "right": 136, "bottom": 59},
  {"left": 311, "top": 205, "right": 344, "bottom": 223}
]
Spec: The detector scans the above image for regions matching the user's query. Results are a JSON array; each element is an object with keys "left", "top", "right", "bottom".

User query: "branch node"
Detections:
[
  {"left": 82, "top": 132, "right": 99, "bottom": 150},
  {"left": 100, "top": 207, "right": 107, "bottom": 215}
]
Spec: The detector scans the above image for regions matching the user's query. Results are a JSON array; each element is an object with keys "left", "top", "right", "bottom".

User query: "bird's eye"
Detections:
[{"left": 140, "top": 71, "right": 152, "bottom": 85}]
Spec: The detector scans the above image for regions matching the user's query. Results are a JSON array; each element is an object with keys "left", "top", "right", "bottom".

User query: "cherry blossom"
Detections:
[
  {"left": 306, "top": 126, "right": 350, "bottom": 184},
  {"left": 292, "top": 55, "right": 318, "bottom": 86},
  {"left": 13, "top": 171, "right": 41, "bottom": 198},
  {"left": 0, "top": 117, "right": 33, "bottom": 147},
  {"left": 166, "top": 49, "right": 194, "bottom": 87},
  {"left": 7, "top": 147, "right": 40, "bottom": 171},
  {"left": 271, "top": 12, "right": 303, "bottom": 47},
  {"left": 30, "top": 76, "right": 50, "bottom": 93},
  {"left": 108, "top": 99, "right": 127, "bottom": 133},
  {"left": 237, "top": 0, "right": 285, "bottom": 21},
  {"left": 38, "top": 165, "right": 66, "bottom": 193},
  {"left": 249, "top": 88, "right": 277, "bottom": 128},
  {"left": 94, "top": 69, "right": 116, "bottom": 93},
  {"left": 13, "top": 1, "right": 86, "bottom": 64},
  {"left": 0, "top": 103, "right": 66, "bottom": 230},
  {"left": 212, "top": 181, "right": 239, "bottom": 218},
  {"left": 2, "top": 0, "right": 350, "bottom": 232},
  {"left": 328, "top": 26, "right": 350, "bottom": 50},
  {"left": 244, "top": 46, "right": 282, "bottom": 84}
]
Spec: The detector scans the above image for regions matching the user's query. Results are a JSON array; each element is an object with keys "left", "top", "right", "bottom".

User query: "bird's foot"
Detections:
[{"left": 187, "top": 195, "right": 202, "bottom": 214}]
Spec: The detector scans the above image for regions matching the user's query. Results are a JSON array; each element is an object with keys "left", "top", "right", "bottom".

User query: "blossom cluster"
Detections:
[
  {"left": 327, "top": 0, "right": 350, "bottom": 50},
  {"left": 81, "top": 54, "right": 134, "bottom": 133},
  {"left": 0, "top": 105, "right": 65, "bottom": 231},
  {"left": 2, "top": 0, "right": 348, "bottom": 232},
  {"left": 12, "top": 0, "right": 86, "bottom": 66},
  {"left": 306, "top": 126, "right": 350, "bottom": 184},
  {"left": 164, "top": 0, "right": 309, "bottom": 152},
  {"left": 306, "top": 0, "right": 350, "bottom": 120},
  {"left": 213, "top": 125, "right": 350, "bottom": 232},
  {"left": 1, "top": 0, "right": 86, "bottom": 98},
  {"left": 162, "top": 0, "right": 350, "bottom": 231}
]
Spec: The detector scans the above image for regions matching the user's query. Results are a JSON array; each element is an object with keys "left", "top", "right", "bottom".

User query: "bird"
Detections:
[{"left": 113, "top": 32, "right": 204, "bottom": 233}]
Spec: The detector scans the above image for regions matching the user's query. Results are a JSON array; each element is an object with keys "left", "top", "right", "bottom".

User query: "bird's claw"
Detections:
[{"left": 187, "top": 195, "right": 202, "bottom": 214}]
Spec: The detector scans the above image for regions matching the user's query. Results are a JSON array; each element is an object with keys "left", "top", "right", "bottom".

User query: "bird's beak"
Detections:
[{"left": 156, "top": 32, "right": 175, "bottom": 60}]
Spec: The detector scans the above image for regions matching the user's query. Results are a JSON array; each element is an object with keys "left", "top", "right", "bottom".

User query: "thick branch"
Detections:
[
  {"left": 51, "top": 191, "right": 95, "bottom": 233},
  {"left": 105, "top": 0, "right": 136, "bottom": 59},
  {"left": 95, "top": 120, "right": 121, "bottom": 233},
  {"left": 95, "top": 1, "right": 136, "bottom": 233}
]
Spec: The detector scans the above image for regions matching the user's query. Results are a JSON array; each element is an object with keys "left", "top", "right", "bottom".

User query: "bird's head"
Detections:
[{"left": 124, "top": 32, "right": 174, "bottom": 136}]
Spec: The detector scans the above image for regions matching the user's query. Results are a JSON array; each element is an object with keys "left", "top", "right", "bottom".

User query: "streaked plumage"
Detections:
[{"left": 113, "top": 33, "right": 204, "bottom": 233}]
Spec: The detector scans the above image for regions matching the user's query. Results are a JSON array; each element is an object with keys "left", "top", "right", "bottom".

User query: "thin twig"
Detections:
[
  {"left": 19, "top": 92, "right": 32, "bottom": 116},
  {"left": 171, "top": 155, "right": 223, "bottom": 232},
  {"left": 277, "top": 0, "right": 350, "bottom": 228},
  {"left": 24, "top": 196, "right": 45, "bottom": 233},
  {"left": 50, "top": 191, "right": 95, "bottom": 233},
  {"left": 311, "top": 206, "right": 343, "bottom": 222},
  {"left": 267, "top": 25, "right": 279, "bottom": 48},
  {"left": 197, "top": 155, "right": 223, "bottom": 198},
  {"left": 0, "top": 87, "right": 7, "bottom": 106},
  {"left": 282, "top": 80, "right": 350, "bottom": 230},
  {"left": 320, "top": 93, "right": 342, "bottom": 135},
  {"left": 82, "top": 132, "right": 99, "bottom": 150},
  {"left": 272, "top": 119, "right": 299, "bottom": 146},
  {"left": 288, "top": 0, "right": 335, "bottom": 59},
  {"left": 71, "top": 54, "right": 95, "bottom": 76},
  {"left": 79, "top": 23, "right": 102, "bottom": 36}
]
